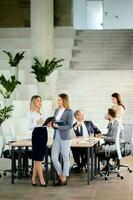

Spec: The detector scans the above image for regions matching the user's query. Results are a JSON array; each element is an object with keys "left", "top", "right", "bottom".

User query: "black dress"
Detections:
[{"left": 32, "top": 127, "right": 48, "bottom": 161}]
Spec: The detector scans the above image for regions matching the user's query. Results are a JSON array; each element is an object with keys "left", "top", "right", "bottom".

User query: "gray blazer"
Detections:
[
  {"left": 104, "top": 118, "right": 125, "bottom": 144},
  {"left": 54, "top": 108, "right": 74, "bottom": 140}
]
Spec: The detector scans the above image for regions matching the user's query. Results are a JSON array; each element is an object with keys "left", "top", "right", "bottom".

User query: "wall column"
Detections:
[{"left": 31, "top": 0, "right": 54, "bottom": 60}]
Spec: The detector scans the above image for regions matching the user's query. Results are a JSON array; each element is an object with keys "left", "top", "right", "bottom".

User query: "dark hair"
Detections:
[
  {"left": 111, "top": 93, "right": 125, "bottom": 110},
  {"left": 74, "top": 110, "right": 82, "bottom": 118},
  {"left": 58, "top": 93, "right": 70, "bottom": 109},
  {"left": 108, "top": 108, "right": 117, "bottom": 118}
]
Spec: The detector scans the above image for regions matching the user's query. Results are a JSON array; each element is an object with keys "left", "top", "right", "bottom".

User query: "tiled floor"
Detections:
[{"left": 0, "top": 156, "right": 133, "bottom": 200}]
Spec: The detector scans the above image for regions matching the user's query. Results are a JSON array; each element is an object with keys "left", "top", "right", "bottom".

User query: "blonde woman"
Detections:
[
  {"left": 51, "top": 94, "right": 74, "bottom": 186},
  {"left": 28, "top": 95, "right": 48, "bottom": 187}
]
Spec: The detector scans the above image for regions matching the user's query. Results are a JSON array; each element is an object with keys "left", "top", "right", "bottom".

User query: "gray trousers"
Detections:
[{"left": 51, "top": 132, "right": 71, "bottom": 176}]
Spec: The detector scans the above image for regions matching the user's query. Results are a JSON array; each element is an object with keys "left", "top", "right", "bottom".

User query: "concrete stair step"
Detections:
[
  {"left": 74, "top": 39, "right": 133, "bottom": 44},
  {"left": 71, "top": 55, "right": 132, "bottom": 61},
  {"left": 0, "top": 28, "right": 30, "bottom": 38},
  {"left": 0, "top": 38, "right": 30, "bottom": 48}
]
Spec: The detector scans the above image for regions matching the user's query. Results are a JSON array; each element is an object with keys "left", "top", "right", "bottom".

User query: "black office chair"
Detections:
[
  {"left": 116, "top": 123, "right": 133, "bottom": 173},
  {"left": 95, "top": 125, "right": 125, "bottom": 180},
  {"left": 96, "top": 148, "right": 124, "bottom": 180}
]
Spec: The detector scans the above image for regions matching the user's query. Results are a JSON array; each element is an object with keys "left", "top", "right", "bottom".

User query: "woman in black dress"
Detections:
[{"left": 28, "top": 95, "right": 48, "bottom": 186}]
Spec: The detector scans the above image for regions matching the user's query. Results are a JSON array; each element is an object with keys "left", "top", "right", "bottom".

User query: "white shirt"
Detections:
[
  {"left": 27, "top": 111, "right": 45, "bottom": 131},
  {"left": 55, "top": 108, "right": 65, "bottom": 121},
  {"left": 74, "top": 121, "right": 89, "bottom": 137},
  {"left": 112, "top": 105, "right": 124, "bottom": 121}
]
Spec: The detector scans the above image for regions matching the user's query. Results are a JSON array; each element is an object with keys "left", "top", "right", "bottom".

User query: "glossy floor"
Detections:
[{"left": 0, "top": 156, "right": 133, "bottom": 200}]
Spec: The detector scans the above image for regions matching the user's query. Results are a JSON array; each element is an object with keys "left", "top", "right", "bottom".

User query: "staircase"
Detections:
[
  {"left": 71, "top": 30, "right": 133, "bottom": 70},
  {"left": 56, "top": 30, "right": 133, "bottom": 131}
]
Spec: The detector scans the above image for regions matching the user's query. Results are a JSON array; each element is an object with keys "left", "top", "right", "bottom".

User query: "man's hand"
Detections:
[
  {"left": 95, "top": 133, "right": 102, "bottom": 138},
  {"left": 75, "top": 122, "right": 82, "bottom": 128}
]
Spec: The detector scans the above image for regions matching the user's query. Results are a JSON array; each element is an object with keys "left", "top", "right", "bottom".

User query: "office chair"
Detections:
[
  {"left": 0, "top": 125, "right": 11, "bottom": 177},
  {"left": 116, "top": 123, "right": 133, "bottom": 173},
  {"left": 96, "top": 125, "right": 124, "bottom": 180},
  {"left": 0, "top": 123, "right": 28, "bottom": 177}
]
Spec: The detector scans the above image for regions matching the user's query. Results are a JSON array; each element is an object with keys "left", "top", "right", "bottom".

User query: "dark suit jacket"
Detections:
[{"left": 73, "top": 121, "right": 101, "bottom": 137}]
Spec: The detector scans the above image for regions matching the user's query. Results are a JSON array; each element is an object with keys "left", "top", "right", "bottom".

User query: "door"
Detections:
[{"left": 86, "top": 0, "right": 103, "bottom": 29}]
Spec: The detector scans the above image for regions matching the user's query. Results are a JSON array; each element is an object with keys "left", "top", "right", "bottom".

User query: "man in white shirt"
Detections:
[{"left": 71, "top": 110, "right": 101, "bottom": 172}]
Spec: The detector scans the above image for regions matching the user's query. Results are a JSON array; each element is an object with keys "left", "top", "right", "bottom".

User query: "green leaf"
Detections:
[
  {"left": 0, "top": 105, "right": 13, "bottom": 125},
  {"left": 0, "top": 75, "right": 21, "bottom": 98},
  {"left": 3, "top": 50, "right": 25, "bottom": 66},
  {"left": 31, "top": 57, "right": 64, "bottom": 82}
]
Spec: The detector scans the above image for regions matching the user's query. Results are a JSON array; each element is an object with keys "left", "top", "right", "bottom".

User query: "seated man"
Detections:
[
  {"left": 104, "top": 108, "right": 125, "bottom": 149},
  {"left": 97, "top": 108, "right": 125, "bottom": 168},
  {"left": 71, "top": 110, "right": 101, "bottom": 172}
]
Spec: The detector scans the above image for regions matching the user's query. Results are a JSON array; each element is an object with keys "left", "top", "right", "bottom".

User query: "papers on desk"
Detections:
[{"left": 78, "top": 138, "right": 96, "bottom": 144}]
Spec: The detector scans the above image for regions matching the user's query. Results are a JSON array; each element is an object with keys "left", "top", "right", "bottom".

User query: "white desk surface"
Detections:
[{"left": 11, "top": 136, "right": 101, "bottom": 148}]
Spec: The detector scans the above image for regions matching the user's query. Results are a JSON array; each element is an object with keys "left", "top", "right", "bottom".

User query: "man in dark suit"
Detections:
[{"left": 71, "top": 110, "right": 101, "bottom": 172}]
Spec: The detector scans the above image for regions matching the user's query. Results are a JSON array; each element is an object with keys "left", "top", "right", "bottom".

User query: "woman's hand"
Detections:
[
  {"left": 36, "top": 118, "right": 44, "bottom": 125},
  {"left": 52, "top": 123, "right": 59, "bottom": 129},
  {"left": 47, "top": 121, "right": 53, "bottom": 127}
]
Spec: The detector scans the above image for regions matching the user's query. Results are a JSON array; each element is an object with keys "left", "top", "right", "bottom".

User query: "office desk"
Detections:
[{"left": 11, "top": 137, "right": 101, "bottom": 185}]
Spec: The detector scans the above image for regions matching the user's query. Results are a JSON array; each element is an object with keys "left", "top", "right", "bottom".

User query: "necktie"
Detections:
[{"left": 80, "top": 125, "right": 83, "bottom": 136}]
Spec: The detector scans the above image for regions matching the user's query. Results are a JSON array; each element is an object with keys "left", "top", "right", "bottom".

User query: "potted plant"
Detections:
[
  {"left": 31, "top": 57, "right": 64, "bottom": 99},
  {"left": 3, "top": 50, "right": 25, "bottom": 79},
  {"left": 0, "top": 105, "right": 14, "bottom": 144},
  {"left": 0, "top": 75, "right": 21, "bottom": 105},
  {"left": 0, "top": 106, "right": 13, "bottom": 125}
]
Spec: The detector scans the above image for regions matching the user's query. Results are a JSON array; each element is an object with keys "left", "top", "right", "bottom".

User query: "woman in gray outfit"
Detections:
[{"left": 51, "top": 93, "right": 73, "bottom": 186}]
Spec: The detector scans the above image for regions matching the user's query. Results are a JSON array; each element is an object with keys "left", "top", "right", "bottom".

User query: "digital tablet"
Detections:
[{"left": 43, "top": 117, "right": 54, "bottom": 126}]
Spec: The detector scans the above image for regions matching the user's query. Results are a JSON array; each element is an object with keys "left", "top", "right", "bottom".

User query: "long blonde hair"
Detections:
[
  {"left": 30, "top": 95, "right": 41, "bottom": 111},
  {"left": 59, "top": 93, "right": 70, "bottom": 109}
]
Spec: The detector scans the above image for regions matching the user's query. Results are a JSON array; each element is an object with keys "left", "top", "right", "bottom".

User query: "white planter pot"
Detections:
[
  {"left": 37, "top": 82, "right": 46, "bottom": 99},
  {"left": 37, "top": 82, "right": 51, "bottom": 100},
  {"left": 4, "top": 98, "right": 12, "bottom": 107},
  {"left": 46, "top": 71, "right": 58, "bottom": 84},
  {"left": 10, "top": 66, "right": 18, "bottom": 80},
  {"left": 0, "top": 126, "right": 3, "bottom": 153},
  {"left": 0, "top": 126, "right": 2, "bottom": 137}
]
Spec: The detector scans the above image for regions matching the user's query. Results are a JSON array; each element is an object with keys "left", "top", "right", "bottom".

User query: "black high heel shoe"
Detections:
[
  {"left": 40, "top": 183, "right": 47, "bottom": 187},
  {"left": 39, "top": 180, "right": 47, "bottom": 187},
  {"left": 55, "top": 180, "right": 67, "bottom": 186},
  {"left": 31, "top": 180, "right": 37, "bottom": 186}
]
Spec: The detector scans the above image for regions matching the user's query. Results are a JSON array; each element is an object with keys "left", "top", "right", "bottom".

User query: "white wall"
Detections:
[
  {"left": 104, "top": 0, "right": 133, "bottom": 29},
  {"left": 73, "top": 0, "right": 133, "bottom": 29},
  {"left": 73, "top": 0, "right": 87, "bottom": 29}
]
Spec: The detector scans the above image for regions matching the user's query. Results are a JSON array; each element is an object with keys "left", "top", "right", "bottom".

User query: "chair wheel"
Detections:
[
  {"left": 0, "top": 174, "right": 2, "bottom": 178},
  {"left": 128, "top": 168, "right": 132, "bottom": 173},
  {"left": 100, "top": 173, "right": 103, "bottom": 177},
  {"left": 120, "top": 176, "right": 124, "bottom": 179},
  {"left": 105, "top": 175, "right": 108, "bottom": 180},
  {"left": 117, "top": 173, "right": 120, "bottom": 177},
  {"left": 3, "top": 172, "right": 6, "bottom": 176}
]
